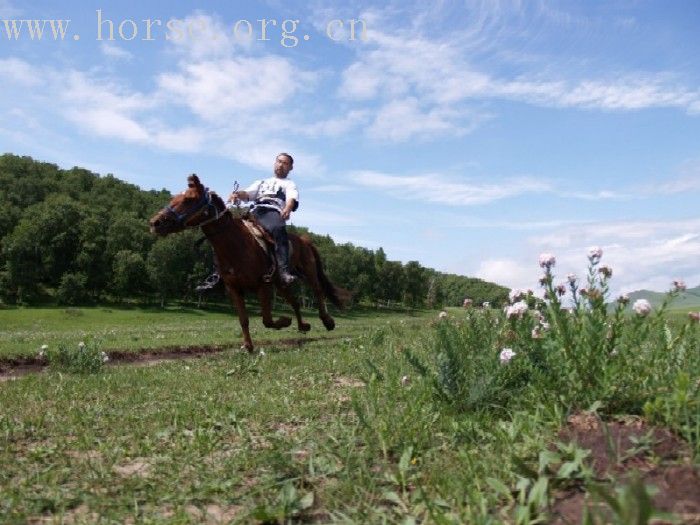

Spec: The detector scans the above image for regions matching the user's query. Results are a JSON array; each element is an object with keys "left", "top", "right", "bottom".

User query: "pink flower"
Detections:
[
  {"left": 598, "top": 265, "right": 613, "bottom": 278},
  {"left": 538, "top": 253, "right": 556, "bottom": 270},
  {"left": 505, "top": 301, "right": 528, "bottom": 319},
  {"left": 555, "top": 283, "right": 567, "bottom": 296},
  {"left": 499, "top": 348, "right": 516, "bottom": 364},
  {"left": 617, "top": 294, "right": 630, "bottom": 305},
  {"left": 587, "top": 246, "right": 603, "bottom": 261},
  {"left": 688, "top": 312, "right": 700, "bottom": 322},
  {"left": 632, "top": 299, "right": 652, "bottom": 316},
  {"left": 672, "top": 279, "right": 687, "bottom": 292},
  {"left": 567, "top": 273, "right": 577, "bottom": 284},
  {"left": 508, "top": 288, "right": 524, "bottom": 303}
]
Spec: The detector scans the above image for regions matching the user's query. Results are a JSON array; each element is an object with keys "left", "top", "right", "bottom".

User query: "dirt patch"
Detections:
[
  {"left": 559, "top": 413, "right": 687, "bottom": 477},
  {"left": 185, "top": 503, "right": 243, "bottom": 524},
  {"left": 332, "top": 375, "right": 365, "bottom": 388},
  {"left": 112, "top": 459, "right": 151, "bottom": 478},
  {"left": 0, "top": 336, "right": 338, "bottom": 381},
  {"left": 550, "top": 412, "right": 700, "bottom": 524}
]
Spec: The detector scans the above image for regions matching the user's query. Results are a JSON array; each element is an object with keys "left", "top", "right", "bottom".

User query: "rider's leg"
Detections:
[{"left": 252, "top": 207, "right": 296, "bottom": 285}]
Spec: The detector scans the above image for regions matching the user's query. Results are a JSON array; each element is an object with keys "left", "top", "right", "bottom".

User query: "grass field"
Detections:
[
  {"left": 1, "top": 297, "right": 699, "bottom": 523},
  {"left": 0, "top": 304, "right": 431, "bottom": 360}
]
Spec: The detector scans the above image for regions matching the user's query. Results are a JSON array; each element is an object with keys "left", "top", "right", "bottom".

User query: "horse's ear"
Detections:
[{"left": 187, "top": 174, "right": 202, "bottom": 189}]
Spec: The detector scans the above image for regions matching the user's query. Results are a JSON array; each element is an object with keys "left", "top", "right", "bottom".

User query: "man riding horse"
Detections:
[{"left": 197, "top": 152, "right": 299, "bottom": 291}]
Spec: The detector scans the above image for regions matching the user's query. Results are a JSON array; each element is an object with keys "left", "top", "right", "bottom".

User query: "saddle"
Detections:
[{"left": 237, "top": 212, "right": 293, "bottom": 283}]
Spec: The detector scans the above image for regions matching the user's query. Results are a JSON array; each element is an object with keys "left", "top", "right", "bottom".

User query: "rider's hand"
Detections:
[
  {"left": 228, "top": 191, "right": 241, "bottom": 204},
  {"left": 281, "top": 209, "right": 291, "bottom": 220}
]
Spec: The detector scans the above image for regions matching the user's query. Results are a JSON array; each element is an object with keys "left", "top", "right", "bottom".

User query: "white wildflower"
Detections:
[
  {"left": 499, "top": 348, "right": 516, "bottom": 364},
  {"left": 587, "top": 246, "right": 603, "bottom": 261},
  {"left": 482, "top": 301, "right": 490, "bottom": 308},
  {"left": 259, "top": 350, "right": 266, "bottom": 357},
  {"left": 538, "top": 253, "right": 556, "bottom": 270},
  {"left": 567, "top": 273, "right": 577, "bottom": 284},
  {"left": 506, "top": 301, "right": 528, "bottom": 319},
  {"left": 508, "top": 288, "right": 524, "bottom": 303},
  {"left": 672, "top": 279, "right": 687, "bottom": 292},
  {"left": 101, "top": 351, "right": 109, "bottom": 363},
  {"left": 78, "top": 341, "right": 86, "bottom": 350},
  {"left": 438, "top": 311, "right": 448, "bottom": 319},
  {"left": 531, "top": 327, "right": 543, "bottom": 340},
  {"left": 400, "top": 375, "right": 410, "bottom": 386},
  {"left": 632, "top": 299, "right": 652, "bottom": 316}
]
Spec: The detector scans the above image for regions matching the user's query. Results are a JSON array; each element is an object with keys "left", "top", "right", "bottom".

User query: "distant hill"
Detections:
[{"left": 626, "top": 285, "right": 700, "bottom": 309}]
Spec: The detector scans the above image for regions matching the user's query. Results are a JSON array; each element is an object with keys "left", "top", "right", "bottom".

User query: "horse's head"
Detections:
[{"left": 149, "top": 174, "right": 225, "bottom": 236}]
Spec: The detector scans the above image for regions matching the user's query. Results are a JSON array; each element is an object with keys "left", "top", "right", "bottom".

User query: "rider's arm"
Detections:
[{"left": 281, "top": 199, "right": 296, "bottom": 220}]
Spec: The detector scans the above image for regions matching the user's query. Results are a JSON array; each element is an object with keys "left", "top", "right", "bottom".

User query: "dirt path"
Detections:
[{"left": 0, "top": 336, "right": 339, "bottom": 382}]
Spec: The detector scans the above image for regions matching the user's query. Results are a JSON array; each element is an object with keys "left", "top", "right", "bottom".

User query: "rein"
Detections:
[{"left": 162, "top": 189, "right": 227, "bottom": 229}]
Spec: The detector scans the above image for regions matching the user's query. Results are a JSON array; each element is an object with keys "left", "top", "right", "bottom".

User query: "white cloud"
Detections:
[
  {"left": 335, "top": 12, "right": 700, "bottom": 142},
  {"left": 158, "top": 56, "right": 314, "bottom": 121},
  {"left": 100, "top": 42, "right": 133, "bottom": 60},
  {"left": 476, "top": 258, "right": 536, "bottom": 290},
  {"left": 367, "top": 97, "right": 468, "bottom": 142},
  {"left": 165, "top": 12, "right": 245, "bottom": 59},
  {"left": 1, "top": 58, "right": 40, "bottom": 86},
  {"left": 351, "top": 170, "right": 551, "bottom": 205}
]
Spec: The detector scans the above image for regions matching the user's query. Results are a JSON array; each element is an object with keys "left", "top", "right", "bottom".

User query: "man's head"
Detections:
[{"left": 274, "top": 153, "right": 294, "bottom": 178}]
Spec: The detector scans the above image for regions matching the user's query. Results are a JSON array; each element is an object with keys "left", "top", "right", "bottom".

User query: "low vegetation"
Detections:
[{"left": 2, "top": 249, "right": 699, "bottom": 523}]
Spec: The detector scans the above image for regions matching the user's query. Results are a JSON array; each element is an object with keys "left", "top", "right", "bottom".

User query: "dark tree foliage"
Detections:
[{"left": 0, "top": 154, "right": 507, "bottom": 307}]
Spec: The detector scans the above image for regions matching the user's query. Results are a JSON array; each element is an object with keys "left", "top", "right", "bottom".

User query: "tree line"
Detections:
[{"left": 0, "top": 154, "right": 507, "bottom": 308}]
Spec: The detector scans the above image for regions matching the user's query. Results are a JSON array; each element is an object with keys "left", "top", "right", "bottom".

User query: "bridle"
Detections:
[{"left": 161, "top": 188, "right": 226, "bottom": 229}]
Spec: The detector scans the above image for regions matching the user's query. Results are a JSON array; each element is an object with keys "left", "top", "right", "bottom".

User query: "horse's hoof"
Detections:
[
  {"left": 298, "top": 322, "right": 311, "bottom": 332},
  {"left": 278, "top": 316, "right": 292, "bottom": 328},
  {"left": 322, "top": 317, "right": 335, "bottom": 331},
  {"left": 240, "top": 344, "right": 254, "bottom": 353}
]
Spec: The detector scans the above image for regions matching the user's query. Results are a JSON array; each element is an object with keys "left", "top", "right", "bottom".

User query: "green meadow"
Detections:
[{"left": 2, "top": 285, "right": 699, "bottom": 523}]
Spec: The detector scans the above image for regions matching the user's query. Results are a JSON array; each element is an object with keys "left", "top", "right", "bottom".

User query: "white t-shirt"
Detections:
[{"left": 245, "top": 177, "right": 299, "bottom": 214}]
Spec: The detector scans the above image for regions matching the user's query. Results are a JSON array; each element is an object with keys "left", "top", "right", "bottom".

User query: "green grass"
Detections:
[
  {"left": 0, "top": 304, "right": 434, "bottom": 360},
  {"left": 2, "top": 298, "right": 699, "bottom": 524}
]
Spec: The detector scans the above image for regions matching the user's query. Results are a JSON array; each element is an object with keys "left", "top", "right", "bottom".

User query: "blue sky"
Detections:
[{"left": 2, "top": 0, "right": 699, "bottom": 295}]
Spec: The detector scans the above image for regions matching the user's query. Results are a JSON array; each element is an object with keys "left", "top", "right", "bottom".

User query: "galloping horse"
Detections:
[{"left": 149, "top": 174, "right": 348, "bottom": 351}]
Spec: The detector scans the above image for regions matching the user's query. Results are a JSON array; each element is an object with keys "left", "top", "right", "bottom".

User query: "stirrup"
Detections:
[{"left": 195, "top": 273, "right": 221, "bottom": 293}]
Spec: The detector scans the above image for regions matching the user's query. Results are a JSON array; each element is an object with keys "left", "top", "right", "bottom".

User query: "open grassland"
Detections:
[
  {"left": 2, "top": 283, "right": 700, "bottom": 523},
  {"left": 0, "top": 304, "right": 433, "bottom": 360}
]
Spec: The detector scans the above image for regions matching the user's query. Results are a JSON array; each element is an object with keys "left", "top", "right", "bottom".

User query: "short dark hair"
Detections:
[{"left": 278, "top": 152, "right": 294, "bottom": 165}]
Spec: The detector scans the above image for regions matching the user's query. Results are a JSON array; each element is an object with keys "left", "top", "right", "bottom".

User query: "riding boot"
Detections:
[{"left": 275, "top": 237, "right": 296, "bottom": 286}]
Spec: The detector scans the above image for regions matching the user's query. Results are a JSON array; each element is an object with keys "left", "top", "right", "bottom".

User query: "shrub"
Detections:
[
  {"left": 56, "top": 272, "right": 89, "bottom": 305},
  {"left": 41, "top": 340, "right": 108, "bottom": 374}
]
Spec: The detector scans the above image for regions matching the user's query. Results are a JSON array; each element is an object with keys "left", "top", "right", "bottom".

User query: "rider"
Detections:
[{"left": 196, "top": 153, "right": 299, "bottom": 291}]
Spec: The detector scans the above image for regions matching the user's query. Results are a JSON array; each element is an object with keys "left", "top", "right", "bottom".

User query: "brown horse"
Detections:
[{"left": 149, "top": 174, "right": 348, "bottom": 351}]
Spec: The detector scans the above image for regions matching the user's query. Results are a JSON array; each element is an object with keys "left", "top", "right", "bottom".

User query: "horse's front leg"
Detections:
[
  {"left": 226, "top": 286, "right": 254, "bottom": 352},
  {"left": 257, "top": 285, "right": 292, "bottom": 329}
]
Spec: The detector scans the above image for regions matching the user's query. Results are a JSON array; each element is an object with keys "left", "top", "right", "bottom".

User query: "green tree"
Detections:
[
  {"left": 111, "top": 250, "right": 149, "bottom": 300},
  {"left": 146, "top": 231, "right": 200, "bottom": 307}
]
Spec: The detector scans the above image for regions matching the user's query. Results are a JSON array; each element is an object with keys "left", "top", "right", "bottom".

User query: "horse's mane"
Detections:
[{"left": 209, "top": 191, "right": 226, "bottom": 211}]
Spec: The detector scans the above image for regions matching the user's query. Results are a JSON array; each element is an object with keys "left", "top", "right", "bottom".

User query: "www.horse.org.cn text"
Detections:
[{"left": 0, "top": 10, "right": 368, "bottom": 47}]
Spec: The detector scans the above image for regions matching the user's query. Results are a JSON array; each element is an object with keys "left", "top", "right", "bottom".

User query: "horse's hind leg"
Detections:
[
  {"left": 302, "top": 260, "right": 335, "bottom": 331},
  {"left": 277, "top": 286, "right": 311, "bottom": 332},
  {"left": 227, "top": 286, "right": 254, "bottom": 352},
  {"left": 257, "top": 285, "right": 292, "bottom": 329}
]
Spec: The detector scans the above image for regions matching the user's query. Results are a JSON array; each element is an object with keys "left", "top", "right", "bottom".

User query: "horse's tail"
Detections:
[{"left": 308, "top": 242, "right": 351, "bottom": 309}]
